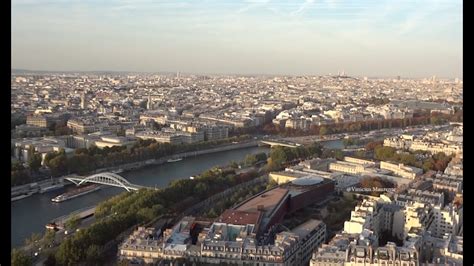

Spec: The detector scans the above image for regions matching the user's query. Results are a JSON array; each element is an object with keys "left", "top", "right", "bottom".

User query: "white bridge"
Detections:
[
  {"left": 65, "top": 172, "right": 147, "bottom": 192},
  {"left": 260, "top": 140, "right": 301, "bottom": 148}
]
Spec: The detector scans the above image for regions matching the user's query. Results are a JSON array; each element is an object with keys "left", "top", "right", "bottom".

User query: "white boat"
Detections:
[
  {"left": 167, "top": 158, "right": 183, "bottom": 163},
  {"left": 111, "top": 169, "right": 124, "bottom": 174},
  {"left": 45, "top": 223, "right": 58, "bottom": 230},
  {"left": 189, "top": 176, "right": 194, "bottom": 180}
]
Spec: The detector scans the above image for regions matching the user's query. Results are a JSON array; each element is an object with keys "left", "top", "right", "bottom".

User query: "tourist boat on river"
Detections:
[
  {"left": 167, "top": 158, "right": 183, "bottom": 163},
  {"left": 51, "top": 185, "right": 101, "bottom": 203}
]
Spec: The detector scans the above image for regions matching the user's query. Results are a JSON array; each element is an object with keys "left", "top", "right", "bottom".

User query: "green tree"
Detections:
[
  {"left": 319, "top": 126, "right": 328, "bottom": 136},
  {"left": 11, "top": 169, "right": 31, "bottom": 187},
  {"left": 269, "top": 147, "right": 288, "bottom": 169},
  {"left": 27, "top": 152, "right": 43, "bottom": 172},
  {"left": 365, "top": 141, "right": 383, "bottom": 151},
  {"left": 137, "top": 208, "right": 156, "bottom": 221},
  {"left": 266, "top": 179, "right": 278, "bottom": 190},
  {"left": 43, "top": 151, "right": 61, "bottom": 169},
  {"left": 64, "top": 215, "right": 80, "bottom": 231},
  {"left": 85, "top": 245, "right": 102, "bottom": 265},
  {"left": 374, "top": 146, "right": 396, "bottom": 161},
  {"left": 12, "top": 161, "right": 25, "bottom": 171},
  {"left": 67, "top": 154, "right": 94, "bottom": 174},
  {"left": 44, "top": 253, "right": 57, "bottom": 266},
  {"left": 255, "top": 152, "right": 268, "bottom": 162},
  {"left": 48, "top": 154, "right": 68, "bottom": 176},
  {"left": 11, "top": 249, "right": 32, "bottom": 266},
  {"left": 422, "top": 160, "right": 434, "bottom": 172},
  {"left": 43, "top": 230, "right": 56, "bottom": 248},
  {"left": 55, "top": 238, "right": 83, "bottom": 266},
  {"left": 207, "top": 208, "right": 218, "bottom": 218},
  {"left": 342, "top": 138, "right": 354, "bottom": 147},
  {"left": 25, "top": 232, "right": 42, "bottom": 247},
  {"left": 244, "top": 154, "right": 258, "bottom": 166},
  {"left": 430, "top": 116, "right": 444, "bottom": 125},
  {"left": 195, "top": 182, "right": 209, "bottom": 196},
  {"left": 74, "top": 148, "right": 89, "bottom": 155},
  {"left": 400, "top": 153, "right": 417, "bottom": 166},
  {"left": 334, "top": 149, "right": 344, "bottom": 160},
  {"left": 354, "top": 150, "right": 367, "bottom": 159},
  {"left": 229, "top": 161, "right": 239, "bottom": 169},
  {"left": 307, "top": 142, "right": 323, "bottom": 157}
]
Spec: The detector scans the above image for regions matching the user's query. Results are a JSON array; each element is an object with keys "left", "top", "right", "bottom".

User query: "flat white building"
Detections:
[{"left": 380, "top": 161, "right": 422, "bottom": 179}]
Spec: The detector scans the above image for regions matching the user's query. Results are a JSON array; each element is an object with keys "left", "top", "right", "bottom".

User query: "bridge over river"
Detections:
[{"left": 65, "top": 172, "right": 149, "bottom": 192}]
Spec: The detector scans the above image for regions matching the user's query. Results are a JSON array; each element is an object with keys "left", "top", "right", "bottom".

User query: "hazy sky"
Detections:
[{"left": 12, "top": 0, "right": 462, "bottom": 77}]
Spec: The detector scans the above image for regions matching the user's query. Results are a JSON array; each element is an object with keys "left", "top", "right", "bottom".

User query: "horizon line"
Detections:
[{"left": 11, "top": 68, "right": 461, "bottom": 80}]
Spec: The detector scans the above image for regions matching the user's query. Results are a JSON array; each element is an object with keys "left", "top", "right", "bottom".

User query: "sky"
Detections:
[{"left": 12, "top": 0, "right": 462, "bottom": 78}]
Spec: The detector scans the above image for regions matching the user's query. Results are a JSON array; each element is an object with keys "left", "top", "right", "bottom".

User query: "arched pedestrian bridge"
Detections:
[
  {"left": 65, "top": 172, "right": 148, "bottom": 192},
  {"left": 260, "top": 140, "right": 301, "bottom": 148}
]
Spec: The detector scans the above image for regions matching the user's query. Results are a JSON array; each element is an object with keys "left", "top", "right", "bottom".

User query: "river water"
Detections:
[
  {"left": 11, "top": 146, "right": 272, "bottom": 247},
  {"left": 11, "top": 140, "right": 343, "bottom": 248}
]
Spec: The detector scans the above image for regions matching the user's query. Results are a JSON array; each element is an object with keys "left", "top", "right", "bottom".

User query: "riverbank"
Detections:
[
  {"left": 11, "top": 140, "right": 259, "bottom": 201},
  {"left": 11, "top": 178, "right": 71, "bottom": 200},
  {"left": 12, "top": 145, "right": 269, "bottom": 248},
  {"left": 92, "top": 140, "right": 259, "bottom": 174}
]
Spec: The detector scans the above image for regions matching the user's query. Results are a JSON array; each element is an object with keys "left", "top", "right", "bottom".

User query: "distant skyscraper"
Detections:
[
  {"left": 176, "top": 71, "right": 180, "bottom": 80},
  {"left": 147, "top": 94, "right": 152, "bottom": 110},
  {"left": 397, "top": 75, "right": 401, "bottom": 81},
  {"left": 80, "top": 92, "right": 86, "bottom": 109}
]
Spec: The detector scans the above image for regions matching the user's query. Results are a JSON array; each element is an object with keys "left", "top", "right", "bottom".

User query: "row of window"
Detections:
[{"left": 350, "top": 258, "right": 416, "bottom": 266}]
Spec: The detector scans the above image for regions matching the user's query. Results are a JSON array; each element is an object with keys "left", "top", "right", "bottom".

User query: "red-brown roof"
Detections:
[
  {"left": 217, "top": 209, "right": 262, "bottom": 226},
  {"left": 236, "top": 187, "right": 289, "bottom": 214}
]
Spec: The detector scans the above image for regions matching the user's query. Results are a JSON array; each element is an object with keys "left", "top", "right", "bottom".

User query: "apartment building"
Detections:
[
  {"left": 343, "top": 199, "right": 382, "bottom": 235},
  {"left": 329, "top": 161, "right": 368, "bottom": 175},
  {"left": 394, "top": 189, "right": 445, "bottom": 207},
  {"left": 403, "top": 202, "right": 434, "bottom": 239},
  {"left": 67, "top": 118, "right": 109, "bottom": 134},
  {"left": 135, "top": 131, "right": 183, "bottom": 145},
  {"left": 428, "top": 204, "right": 463, "bottom": 238},
  {"left": 343, "top": 156, "right": 378, "bottom": 167},
  {"left": 380, "top": 161, "right": 422, "bottom": 179},
  {"left": 120, "top": 217, "right": 326, "bottom": 266}
]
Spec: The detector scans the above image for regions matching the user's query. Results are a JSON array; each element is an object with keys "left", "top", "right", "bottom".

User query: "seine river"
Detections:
[{"left": 11, "top": 140, "right": 343, "bottom": 248}]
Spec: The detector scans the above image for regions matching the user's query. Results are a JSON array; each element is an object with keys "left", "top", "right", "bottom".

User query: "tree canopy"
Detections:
[{"left": 11, "top": 249, "right": 32, "bottom": 266}]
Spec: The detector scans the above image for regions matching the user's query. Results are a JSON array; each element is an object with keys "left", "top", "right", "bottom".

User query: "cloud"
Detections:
[
  {"left": 237, "top": 0, "right": 271, "bottom": 14},
  {"left": 12, "top": 0, "right": 462, "bottom": 77},
  {"left": 291, "top": 0, "right": 315, "bottom": 16}
]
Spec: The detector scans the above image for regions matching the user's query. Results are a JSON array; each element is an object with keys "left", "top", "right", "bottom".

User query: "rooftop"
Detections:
[
  {"left": 290, "top": 219, "right": 323, "bottom": 239},
  {"left": 217, "top": 209, "right": 262, "bottom": 226},
  {"left": 291, "top": 175, "right": 324, "bottom": 186},
  {"left": 235, "top": 187, "right": 289, "bottom": 217}
]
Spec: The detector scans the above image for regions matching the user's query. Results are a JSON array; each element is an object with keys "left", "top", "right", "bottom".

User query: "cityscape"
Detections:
[{"left": 11, "top": 1, "right": 462, "bottom": 266}]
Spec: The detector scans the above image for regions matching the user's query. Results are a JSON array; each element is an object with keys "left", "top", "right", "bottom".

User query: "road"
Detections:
[{"left": 27, "top": 214, "right": 97, "bottom": 264}]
